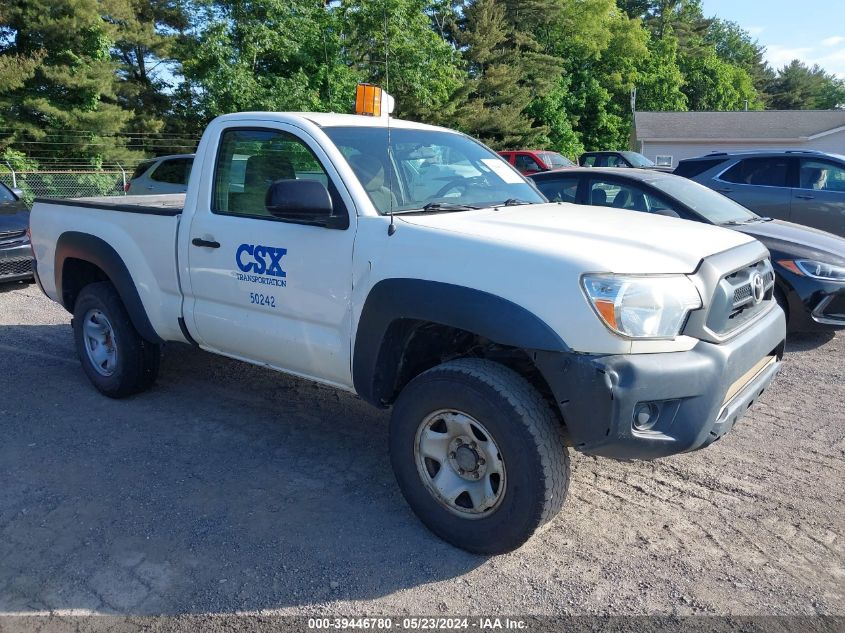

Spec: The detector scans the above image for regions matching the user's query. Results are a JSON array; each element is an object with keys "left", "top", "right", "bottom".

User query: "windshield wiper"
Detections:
[
  {"left": 388, "top": 203, "right": 480, "bottom": 216},
  {"left": 419, "top": 202, "right": 480, "bottom": 213},
  {"left": 500, "top": 198, "right": 531, "bottom": 206}
]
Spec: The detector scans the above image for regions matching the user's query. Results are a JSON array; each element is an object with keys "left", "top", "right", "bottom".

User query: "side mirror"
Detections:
[
  {"left": 654, "top": 208, "right": 680, "bottom": 218},
  {"left": 11, "top": 187, "right": 24, "bottom": 199},
  {"left": 265, "top": 179, "right": 335, "bottom": 226}
]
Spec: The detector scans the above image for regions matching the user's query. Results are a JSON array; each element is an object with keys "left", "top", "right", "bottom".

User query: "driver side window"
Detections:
[
  {"left": 799, "top": 159, "right": 845, "bottom": 192},
  {"left": 213, "top": 128, "right": 346, "bottom": 222}
]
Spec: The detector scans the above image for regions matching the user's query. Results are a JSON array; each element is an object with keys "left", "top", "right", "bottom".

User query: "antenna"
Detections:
[{"left": 384, "top": 4, "right": 396, "bottom": 236}]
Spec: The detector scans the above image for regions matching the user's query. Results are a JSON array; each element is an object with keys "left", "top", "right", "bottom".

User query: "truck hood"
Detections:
[{"left": 397, "top": 202, "right": 755, "bottom": 274}]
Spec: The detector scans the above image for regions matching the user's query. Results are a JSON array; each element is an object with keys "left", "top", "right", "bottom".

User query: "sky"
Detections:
[{"left": 699, "top": 0, "right": 845, "bottom": 77}]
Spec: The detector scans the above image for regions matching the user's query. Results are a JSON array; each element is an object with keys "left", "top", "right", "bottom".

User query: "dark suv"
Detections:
[
  {"left": 675, "top": 150, "right": 845, "bottom": 238},
  {"left": 0, "top": 182, "right": 32, "bottom": 283}
]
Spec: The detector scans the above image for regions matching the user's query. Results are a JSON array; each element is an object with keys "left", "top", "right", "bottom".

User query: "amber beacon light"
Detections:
[{"left": 355, "top": 83, "right": 382, "bottom": 117}]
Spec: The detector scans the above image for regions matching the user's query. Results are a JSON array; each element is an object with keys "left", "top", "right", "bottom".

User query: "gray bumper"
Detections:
[
  {"left": 535, "top": 305, "right": 786, "bottom": 460},
  {"left": 0, "top": 240, "right": 33, "bottom": 282}
]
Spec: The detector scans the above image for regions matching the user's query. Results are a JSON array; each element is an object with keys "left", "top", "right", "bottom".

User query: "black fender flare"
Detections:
[
  {"left": 352, "top": 278, "right": 568, "bottom": 406},
  {"left": 55, "top": 231, "right": 163, "bottom": 344}
]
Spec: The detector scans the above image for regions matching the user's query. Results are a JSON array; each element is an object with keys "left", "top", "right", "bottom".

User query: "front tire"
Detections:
[
  {"left": 72, "top": 281, "right": 160, "bottom": 398},
  {"left": 389, "top": 358, "right": 570, "bottom": 554}
]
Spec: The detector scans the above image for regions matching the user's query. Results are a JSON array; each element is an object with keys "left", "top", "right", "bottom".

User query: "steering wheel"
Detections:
[
  {"left": 428, "top": 177, "right": 471, "bottom": 200},
  {"left": 428, "top": 175, "right": 490, "bottom": 201}
]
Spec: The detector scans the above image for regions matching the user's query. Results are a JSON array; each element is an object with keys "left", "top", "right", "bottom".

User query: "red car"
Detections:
[{"left": 499, "top": 150, "right": 575, "bottom": 174}]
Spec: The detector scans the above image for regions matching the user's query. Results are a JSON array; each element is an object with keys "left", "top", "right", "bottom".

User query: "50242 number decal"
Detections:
[{"left": 249, "top": 292, "right": 276, "bottom": 308}]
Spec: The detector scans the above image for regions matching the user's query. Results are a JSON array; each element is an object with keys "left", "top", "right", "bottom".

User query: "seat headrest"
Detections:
[
  {"left": 245, "top": 154, "right": 295, "bottom": 188},
  {"left": 800, "top": 167, "right": 822, "bottom": 189},
  {"left": 612, "top": 189, "right": 631, "bottom": 208}
]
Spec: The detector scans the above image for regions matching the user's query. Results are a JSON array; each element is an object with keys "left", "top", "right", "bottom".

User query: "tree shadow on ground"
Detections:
[{"left": 0, "top": 325, "right": 483, "bottom": 615}]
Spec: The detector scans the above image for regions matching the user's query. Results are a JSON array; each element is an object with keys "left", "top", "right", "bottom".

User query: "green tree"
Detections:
[
  {"left": 446, "top": 0, "right": 561, "bottom": 148},
  {"left": 182, "top": 0, "right": 462, "bottom": 123},
  {"left": 635, "top": 35, "right": 687, "bottom": 111},
  {"left": 679, "top": 47, "right": 760, "bottom": 110},
  {"left": 0, "top": 0, "right": 137, "bottom": 163},
  {"left": 532, "top": 0, "right": 650, "bottom": 150},
  {"left": 109, "top": 0, "right": 194, "bottom": 153},
  {"left": 703, "top": 19, "right": 773, "bottom": 104},
  {"left": 338, "top": 0, "right": 463, "bottom": 120},
  {"left": 181, "top": 0, "right": 357, "bottom": 118},
  {"left": 768, "top": 60, "right": 845, "bottom": 110}
]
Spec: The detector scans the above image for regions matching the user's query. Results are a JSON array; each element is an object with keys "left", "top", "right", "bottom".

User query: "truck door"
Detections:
[{"left": 184, "top": 124, "right": 356, "bottom": 388}]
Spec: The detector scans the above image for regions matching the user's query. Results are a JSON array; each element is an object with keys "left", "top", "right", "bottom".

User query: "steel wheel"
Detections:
[
  {"left": 82, "top": 308, "right": 118, "bottom": 377},
  {"left": 414, "top": 409, "right": 506, "bottom": 519}
]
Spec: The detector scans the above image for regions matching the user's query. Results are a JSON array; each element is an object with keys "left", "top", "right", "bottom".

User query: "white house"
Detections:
[{"left": 634, "top": 110, "right": 845, "bottom": 167}]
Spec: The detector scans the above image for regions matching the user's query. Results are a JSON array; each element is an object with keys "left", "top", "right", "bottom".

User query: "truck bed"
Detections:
[
  {"left": 33, "top": 194, "right": 185, "bottom": 216},
  {"left": 30, "top": 194, "right": 186, "bottom": 343}
]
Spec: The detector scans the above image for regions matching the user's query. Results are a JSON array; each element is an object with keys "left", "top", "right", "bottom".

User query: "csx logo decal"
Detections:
[{"left": 236, "top": 244, "right": 287, "bottom": 278}]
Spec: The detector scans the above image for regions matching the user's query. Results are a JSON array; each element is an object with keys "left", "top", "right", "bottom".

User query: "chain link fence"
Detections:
[{"left": 1, "top": 167, "right": 129, "bottom": 205}]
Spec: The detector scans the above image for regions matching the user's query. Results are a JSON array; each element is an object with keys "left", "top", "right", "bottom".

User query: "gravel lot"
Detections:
[{"left": 1, "top": 280, "right": 843, "bottom": 619}]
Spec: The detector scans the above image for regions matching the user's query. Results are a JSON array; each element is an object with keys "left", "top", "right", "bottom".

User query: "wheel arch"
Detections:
[
  {"left": 55, "top": 231, "right": 163, "bottom": 344},
  {"left": 352, "top": 278, "right": 568, "bottom": 407}
]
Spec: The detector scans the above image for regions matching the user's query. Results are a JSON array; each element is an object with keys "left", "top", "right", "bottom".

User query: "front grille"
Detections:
[
  {"left": 734, "top": 285, "right": 752, "bottom": 303},
  {"left": 705, "top": 259, "right": 775, "bottom": 337},
  {"left": 0, "top": 256, "right": 33, "bottom": 278}
]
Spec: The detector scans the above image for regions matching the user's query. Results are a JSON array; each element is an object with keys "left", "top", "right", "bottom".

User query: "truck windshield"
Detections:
[{"left": 322, "top": 126, "right": 545, "bottom": 214}]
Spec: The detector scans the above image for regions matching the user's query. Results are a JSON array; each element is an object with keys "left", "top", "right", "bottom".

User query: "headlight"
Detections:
[
  {"left": 778, "top": 259, "right": 845, "bottom": 282},
  {"left": 582, "top": 275, "right": 702, "bottom": 339}
]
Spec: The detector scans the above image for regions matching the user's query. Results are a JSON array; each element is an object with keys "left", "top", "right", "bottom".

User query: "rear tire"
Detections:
[
  {"left": 72, "top": 281, "right": 160, "bottom": 398},
  {"left": 389, "top": 358, "right": 569, "bottom": 554}
]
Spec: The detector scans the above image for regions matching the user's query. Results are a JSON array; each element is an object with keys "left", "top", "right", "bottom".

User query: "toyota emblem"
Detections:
[{"left": 751, "top": 273, "right": 765, "bottom": 305}]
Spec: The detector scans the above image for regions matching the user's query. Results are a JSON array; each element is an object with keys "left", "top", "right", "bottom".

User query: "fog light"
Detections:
[{"left": 633, "top": 402, "right": 660, "bottom": 431}]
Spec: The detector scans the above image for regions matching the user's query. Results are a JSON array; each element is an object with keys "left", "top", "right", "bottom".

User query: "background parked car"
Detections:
[
  {"left": 0, "top": 182, "right": 33, "bottom": 283},
  {"left": 578, "top": 151, "right": 673, "bottom": 172},
  {"left": 126, "top": 154, "right": 194, "bottom": 195},
  {"left": 674, "top": 150, "right": 845, "bottom": 239},
  {"left": 530, "top": 167, "right": 845, "bottom": 332},
  {"left": 498, "top": 150, "right": 575, "bottom": 174}
]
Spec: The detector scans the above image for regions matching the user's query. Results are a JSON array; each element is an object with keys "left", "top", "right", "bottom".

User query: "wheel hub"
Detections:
[
  {"left": 449, "top": 439, "right": 487, "bottom": 479},
  {"left": 82, "top": 308, "right": 118, "bottom": 377},
  {"left": 414, "top": 410, "right": 506, "bottom": 518}
]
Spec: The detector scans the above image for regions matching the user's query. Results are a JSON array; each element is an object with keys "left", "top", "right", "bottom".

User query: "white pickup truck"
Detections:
[{"left": 30, "top": 111, "right": 786, "bottom": 554}]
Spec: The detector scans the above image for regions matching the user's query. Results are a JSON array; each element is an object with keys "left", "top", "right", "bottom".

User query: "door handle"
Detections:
[
  {"left": 795, "top": 194, "right": 815, "bottom": 200},
  {"left": 715, "top": 187, "right": 733, "bottom": 193},
  {"left": 192, "top": 237, "right": 220, "bottom": 248}
]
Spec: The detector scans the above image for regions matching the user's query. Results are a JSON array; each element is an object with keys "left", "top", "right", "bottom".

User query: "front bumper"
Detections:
[
  {"left": 535, "top": 304, "right": 786, "bottom": 460},
  {"left": 781, "top": 274, "right": 845, "bottom": 331},
  {"left": 0, "top": 240, "right": 34, "bottom": 282}
]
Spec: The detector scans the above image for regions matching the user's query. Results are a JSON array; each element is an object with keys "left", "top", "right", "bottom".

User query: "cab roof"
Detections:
[{"left": 212, "top": 111, "right": 456, "bottom": 133}]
